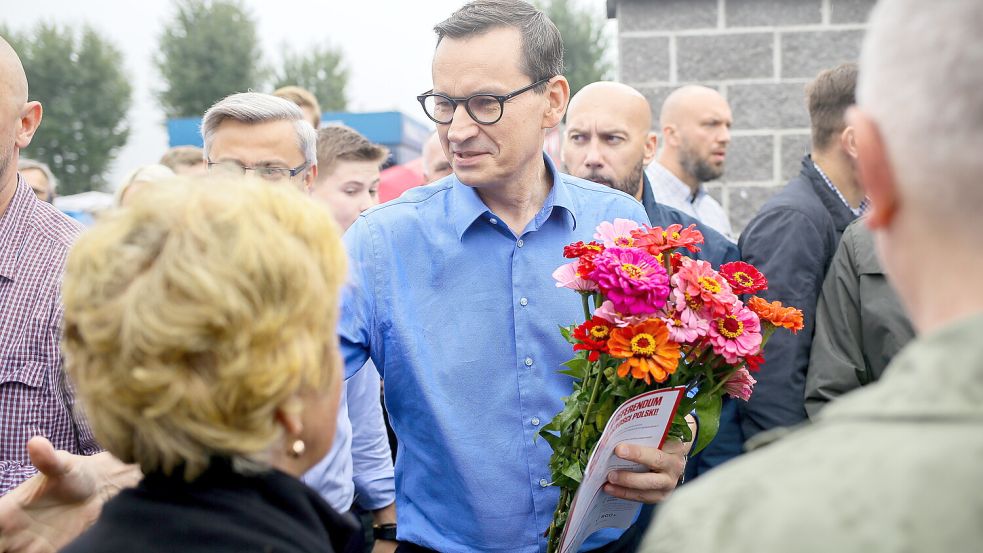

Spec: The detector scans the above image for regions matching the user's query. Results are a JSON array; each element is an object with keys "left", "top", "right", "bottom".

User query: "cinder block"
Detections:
[
  {"left": 729, "top": 185, "right": 783, "bottom": 235},
  {"left": 728, "top": 82, "right": 810, "bottom": 130},
  {"left": 726, "top": 0, "right": 822, "bottom": 27},
  {"left": 829, "top": 0, "right": 877, "bottom": 23},
  {"left": 781, "top": 133, "right": 813, "bottom": 182},
  {"left": 617, "top": 0, "right": 718, "bottom": 32},
  {"left": 722, "top": 134, "right": 773, "bottom": 183},
  {"left": 781, "top": 30, "right": 864, "bottom": 79},
  {"left": 620, "top": 36, "right": 671, "bottom": 84},
  {"left": 677, "top": 33, "right": 774, "bottom": 81}
]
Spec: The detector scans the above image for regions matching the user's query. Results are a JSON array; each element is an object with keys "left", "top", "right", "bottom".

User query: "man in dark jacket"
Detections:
[
  {"left": 804, "top": 219, "right": 915, "bottom": 417},
  {"left": 562, "top": 81, "right": 742, "bottom": 480},
  {"left": 738, "top": 63, "right": 867, "bottom": 440}
]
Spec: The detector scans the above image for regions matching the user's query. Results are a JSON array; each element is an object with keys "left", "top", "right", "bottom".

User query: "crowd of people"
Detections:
[{"left": 0, "top": 0, "right": 981, "bottom": 552}]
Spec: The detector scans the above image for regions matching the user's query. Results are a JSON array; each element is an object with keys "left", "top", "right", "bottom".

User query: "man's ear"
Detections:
[
  {"left": 642, "top": 131, "right": 659, "bottom": 165},
  {"left": 15, "top": 101, "right": 42, "bottom": 150},
  {"left": 543, "top": 76, "right": 571, "bottom": 130},
  {"left": 848, "top": 107, "right": 897, "bottom": 230},
  {"left": 303, "top": 164, "right": 318, "bottom": 194},
  {"left": 661, "top": 124, "right": 679, "bottom": 148},
  {"left": 841, "top": 125, "right": 859, "bottom": 161}
]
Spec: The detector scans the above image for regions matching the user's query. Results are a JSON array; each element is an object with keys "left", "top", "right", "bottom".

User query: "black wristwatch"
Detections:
[{"left": 373, "top": 523, "right": 397, "bottom": 541}]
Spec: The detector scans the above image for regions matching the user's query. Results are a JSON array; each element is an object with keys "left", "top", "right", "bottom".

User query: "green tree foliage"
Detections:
[
  {"left": 3, "top": 24, "right": 131, "bottom": 194},
  {"left": 271, "top": 43, "right": 349, "bottom": 112},
  {"left": 156, "top": 0, "right": 263, "bottom": 118},
  {"left": 538, "top": 0, "right": 613, "bottom": 97}
]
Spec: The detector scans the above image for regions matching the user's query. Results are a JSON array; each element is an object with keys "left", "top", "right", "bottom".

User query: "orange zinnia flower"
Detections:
[
  {"left": 746, "top": 296, "right": 804, "bottom": 333},
  {"left": 606, "top": 319, "right": 681, "bottom": 384}
]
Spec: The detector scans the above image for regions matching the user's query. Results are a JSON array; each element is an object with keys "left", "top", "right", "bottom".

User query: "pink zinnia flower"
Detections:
[
  {"left": 552, "top": 261, "right": 598, "bottom": 292},
  {"left": 671, "top": 258, "right": 738, "bottom": 317},
  {"left": 707, "top": 304, "right": 762, "bottom": 364},
  {"left": 594, "top": 218, "right": 641, "bottom": 248},
  {"left": 662, "top": 308, "right": 709, "bottom": 343},
  {"left": 594, "top": 300, "right": 650, "bottom": 328},
  {"left": 724, "top": 367, "right": 757, "bottom": 401},
  {"left": 589, "top": 247, "right": 670, "bottom": 316}
]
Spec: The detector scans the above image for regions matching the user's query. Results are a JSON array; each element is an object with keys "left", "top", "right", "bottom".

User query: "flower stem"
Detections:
[
  {"left": 581, "top": 292, "right": 592, "bottom": 321},
  {"left": 578, "top": 358, "right": 606, "bottom": 450},
  {"left": 546, "top": 487, "right": 570, "bottom": 553}
]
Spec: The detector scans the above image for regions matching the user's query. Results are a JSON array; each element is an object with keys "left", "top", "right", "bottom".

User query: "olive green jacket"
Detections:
[
  {"left": 805, "top": 220, "right": 915, "bottom": 418},
  {"left": 640, "top": 313, "right": 983, "bottom": 553}
]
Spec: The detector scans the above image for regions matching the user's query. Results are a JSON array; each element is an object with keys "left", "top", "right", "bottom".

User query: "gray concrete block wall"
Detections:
[{"left": 611, "top": 0, "right": 869, "bottom": 235}]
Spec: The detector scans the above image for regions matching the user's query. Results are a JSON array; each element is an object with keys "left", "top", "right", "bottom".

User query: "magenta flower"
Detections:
[
  {"left": 724, "top": 367, "right": 757, "bottom": 401},
  {"left": 593, "top": 218, "right": 641, "bottom": 248},
  {"left": 552, "top": 261, "right": 598, "bottom": 292},
  {"left": 707, "top": 303, "right": 762, "bottom": 364},
  {"left": 589, "top": 247, "right": 670, "bottom": 316}
]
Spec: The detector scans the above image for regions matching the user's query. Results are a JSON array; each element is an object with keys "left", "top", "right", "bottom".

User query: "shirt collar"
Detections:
[
  {"left": 648, "top": 161, "right": 703, "bottom": 203},
  {"left": 449, "top": 153, "right": 577, "bottom": 240},
  {"left": 812, "top": 159, "right": 869, "bottom": 217},
  {"left": 0, "top": 175, "right": 34, "bottom": 281}
]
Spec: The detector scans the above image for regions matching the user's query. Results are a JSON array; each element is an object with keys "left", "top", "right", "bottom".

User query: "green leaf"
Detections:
[
  {"left": 692, "top": 392, "right": 723, "bottom": 455},
  {"left": 559, "top": 357, "right": 589, "bottom": 379},
  {"left": 561, "top": 461, "right": 584, "bottom": 484},
  {"left": 559, "top": 324, "right": 575, "bottom": 344}
]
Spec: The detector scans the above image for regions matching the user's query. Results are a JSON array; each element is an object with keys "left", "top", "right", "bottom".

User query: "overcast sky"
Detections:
[{"left": 4, "top": 0, "right": 613, "bottom": 189}]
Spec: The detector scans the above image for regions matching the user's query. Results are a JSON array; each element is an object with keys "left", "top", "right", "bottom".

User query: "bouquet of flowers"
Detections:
[{"left": 541, "top": 218, "right": 803, "bottom": 552}]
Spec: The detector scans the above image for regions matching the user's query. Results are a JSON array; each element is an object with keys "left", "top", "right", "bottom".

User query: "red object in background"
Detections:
[{"left": 379, "top": 157, "right": 426, "bottom": 203}]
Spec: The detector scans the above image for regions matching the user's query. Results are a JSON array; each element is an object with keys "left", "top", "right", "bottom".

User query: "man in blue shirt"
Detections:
[{"left": 341, "top": 2, "right": 688, "bottom": 552}]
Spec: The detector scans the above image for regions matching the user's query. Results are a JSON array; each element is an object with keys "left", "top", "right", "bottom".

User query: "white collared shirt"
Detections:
[{"left": 646, "top": 161, "right": 735, "bottom": 241}]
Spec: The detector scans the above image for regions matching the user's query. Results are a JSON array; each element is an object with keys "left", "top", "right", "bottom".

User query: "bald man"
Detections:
[
  {"left": 563, "top": 82, "right": 744, "bottom": 484},
  {"left": 0, "top": 36, "right": 138, "bottom": 550},
  {"left": 421, "top": 132, "right": 452, "bottom": 183},
  {"left": 563, "top": 81, "right": 738, "bottom": 270},
  {"left": 647, "top": 85, "right": 734, "bottom": 239}
]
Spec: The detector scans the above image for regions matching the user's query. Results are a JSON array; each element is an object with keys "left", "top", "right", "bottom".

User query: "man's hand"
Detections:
[
  {"left": 603, "top": 415, "right": 697, "bottom": 504},
  {"left": 0, "top": 437, "right": 140, "bottom": 553}
]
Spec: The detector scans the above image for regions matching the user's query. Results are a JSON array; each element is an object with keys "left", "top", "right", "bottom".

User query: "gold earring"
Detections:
[{"left": 288, "top": 439, "right": 306, "bottom": 458}]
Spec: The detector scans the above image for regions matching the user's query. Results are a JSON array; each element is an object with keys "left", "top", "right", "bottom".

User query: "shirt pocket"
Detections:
[{"left": 0, "top": 360, "right": 47, "bottom": 453}]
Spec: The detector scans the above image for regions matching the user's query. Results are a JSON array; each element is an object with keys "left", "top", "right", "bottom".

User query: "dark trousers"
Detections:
[{"left": 395, "top": 511, "right": 652, "bottom": 553}]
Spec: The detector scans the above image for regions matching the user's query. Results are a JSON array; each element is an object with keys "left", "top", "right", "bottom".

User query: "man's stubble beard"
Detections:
[
  {"left": 679, "top": 141, "right": 724, "bottom": 183},
  {"left": 586, "top": 159, "right": 645, "bottom": 198}
]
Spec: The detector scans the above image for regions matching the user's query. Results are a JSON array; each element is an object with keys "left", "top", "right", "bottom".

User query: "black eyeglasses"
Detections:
[
  {"left": 206, "top": 159, "right": 309, "bottom": 181},
  {"left": 417, "top": 77, "right": 552, "bottom": 125}
]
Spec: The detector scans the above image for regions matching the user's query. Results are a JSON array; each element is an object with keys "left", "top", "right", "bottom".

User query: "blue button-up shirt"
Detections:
[{"left": 341, "top": 155, "right": 649, "bottom": 552}]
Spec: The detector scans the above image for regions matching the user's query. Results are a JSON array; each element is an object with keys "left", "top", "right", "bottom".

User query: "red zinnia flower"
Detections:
[
  {"left": 630, "top": 224, "right": 704, "bottom": 256},
  {"left": 563, "top": 240, "right": 605, "bottom": 279},
  {"left": 719, "top": 262, "right": 768, "bottom": 295},
  {"left": 573, "top": 316, "right": 613, "bottom": 362}
]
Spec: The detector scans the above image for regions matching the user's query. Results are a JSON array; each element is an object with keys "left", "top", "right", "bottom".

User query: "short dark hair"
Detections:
[
  {"left": 806, "top": 63, "right": 858, "bottom": 151},
  {"left": 315, "top": 125, "right": 388, "bottom": 177},
  {"left": 433, "top": 0, "right": 563, "bottom": 92}
]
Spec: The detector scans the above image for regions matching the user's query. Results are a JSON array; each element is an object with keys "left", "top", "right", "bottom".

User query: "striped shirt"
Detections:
[{"left": 0, "top": 175, "right": 100, "bottom": 496}]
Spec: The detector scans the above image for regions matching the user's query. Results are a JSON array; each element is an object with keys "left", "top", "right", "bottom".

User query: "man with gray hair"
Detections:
[
  {"left": 200, "top": 92, "right": 317, "bottom": 189},
  {"left": 16, "top": 158, "right": 56, "bottom": 202},
  {"left": 640, "top": 1, "right": 983, "bottom": 551}
]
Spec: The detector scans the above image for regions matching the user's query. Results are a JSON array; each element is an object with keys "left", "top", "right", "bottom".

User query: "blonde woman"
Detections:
[{"left": 59, "top": 178, "right": 359, "bottom": 553}]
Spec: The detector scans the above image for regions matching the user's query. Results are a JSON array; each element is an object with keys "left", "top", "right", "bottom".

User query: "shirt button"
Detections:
[
  {"left": 524, "top": 357, "right": 534, "bottom": 367},
  {"left": 516, "top": 239, "right": 525, "bottom": 248},
  {"left": 519, "top": 297, "right": 528, "bottom": 307},
  {"left": 489, "top": 218, "right": 498, "bottom": 225},
  {"left": 539, "top": 478, "right": 549, "bottom": 488},
  {"left": 531, "top": 417, "right": 541, "bottom": 426}
]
